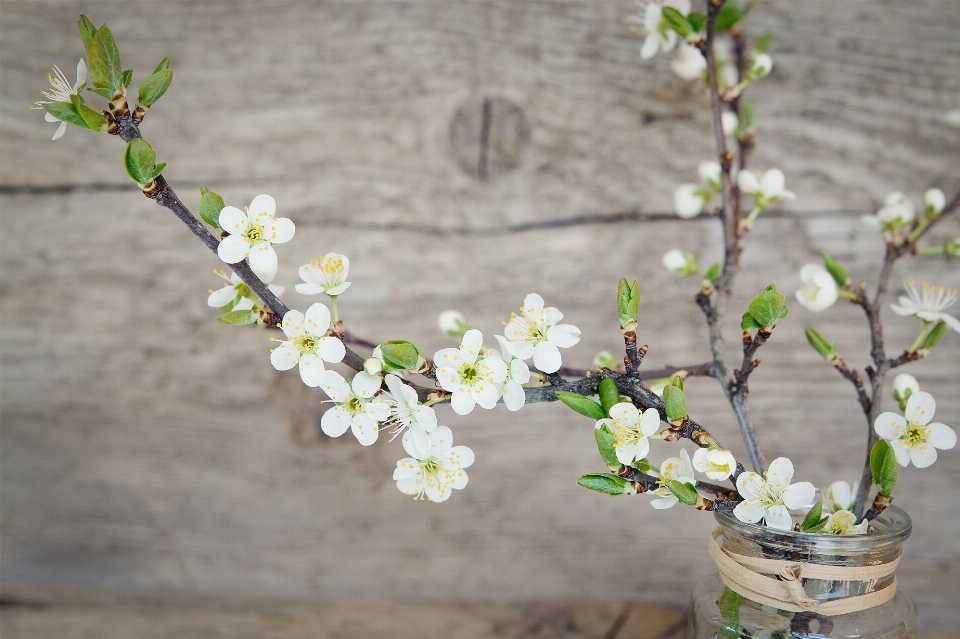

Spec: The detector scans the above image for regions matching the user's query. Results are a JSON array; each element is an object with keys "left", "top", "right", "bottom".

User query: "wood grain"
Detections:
[{"left": 1, "top": 0, "right": 959, "bottom": 632}]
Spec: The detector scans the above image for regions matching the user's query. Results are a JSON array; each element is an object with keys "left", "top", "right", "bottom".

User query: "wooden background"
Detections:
[{"left": 2, "top": 0, "right": 959, "bottom": 632}]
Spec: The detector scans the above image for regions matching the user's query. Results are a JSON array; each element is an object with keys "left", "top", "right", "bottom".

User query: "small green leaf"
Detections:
[
  {"left": 577, "top": 473, "right": 627, "bottom": 496},
  {"left": 138, "top": 69, "right": 173, "bottom": 106},
  {"left": 718, "top": 587, "right": 743, "bottom": 639},
  {"left": 89, "top": 25, "right": 123, "bottom": 93},
  {"left": 805, "top": 518, "right": 829, "bottom": 533},
  {"left": 746, "top": 284, "right": 787, "bottom": 329},
  {"left": 687, "top": 12, "right": 706, "bottom": 34},
  {"left": 870, "top": 440, "right": 898, "bottom": 496},
  {"left": 634, "top": 458, "right": 656, "bottom": 474},
  {"left": 715, "top": 2, "right": 742, "bottom": 32},
  {"left": 379, "top": 340, "right": 420, "bottom": 370},
  {"left": 598, "top": 378, "right": 621, "bottom": 416},
  {"left": 740, "top": 312, "right": 761, "bottom": 330},
  {"left": 43, "top": 101, "right": 86, "bottom": 130},
  {"left": 70, "top": 94, "right": 104, "bottom": 131},
  {"left": 78, "top": 15, "right": 97, "bottom": 54},
  {"left": 743, "top": 100, "right": 755, "bottom": 127},
  {"left": 704, "top": 262, "right": 720, "bottom": 285},
  {"left": 122, "top": 69, "right": 133, "bottom": 88},
  {"left": 594, "top": 424, "right": 620, "bottom": 467},
  {"left": 660, "top": 6, "right": 691, "bottom": 36},
  {"left": 921, "top": 320, "right": 946, "bottom": 352},
  {"left": 670, "top": 376, "right": 684, "bottom": 390},
  {"left": 666, "top": 480, "right": 698, "bottom": 506},
  {"left": 219, "top": 309, "right": 256, "bottom": 325},
  {"left": 124, "top": 138, "right": 162, "bottom": 185},
  {"left": 617, "top": 278, "right": 640, "bottom": 328},
  {"left": 821, "top": 251, "right": 849, "bottom": 287},
  {"left": 805, "top": 328, "right": 836, "bottom": 360},
  {"left": 89, "top": 87, "right": 115, "bottom": 100},
  {"left": 663, "top": 383, "right": 686, "bottom": 422},
  {"left": 199, "top": 186, "right": 226, "bottom": 229},
  {"left": 555, "top": 391, "right": 606, "bottom": 421},
  {"left": 754, "top": 32, "right": 773, "bottom": 53},
  {"left": 153, "top": 56, "right": 171, "bottom": 73},
  {"left": 801, "top": 500, "right": 824, "bottom": 531}
]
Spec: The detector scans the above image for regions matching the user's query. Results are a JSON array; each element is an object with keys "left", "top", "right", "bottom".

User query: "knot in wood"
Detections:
[{"left": 450, "top": 96, "right": 530, "bottom": 180}]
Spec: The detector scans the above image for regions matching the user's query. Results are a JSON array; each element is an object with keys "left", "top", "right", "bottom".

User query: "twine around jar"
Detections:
[{"left": 708, "top": 527, "right": 901, "bottom": 615}]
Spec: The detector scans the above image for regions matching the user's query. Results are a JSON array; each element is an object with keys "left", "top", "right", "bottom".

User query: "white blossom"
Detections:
[
  {"left": 207, "top": 268, "right": 284, "bottom": 311},
  {"left": 319, "top": 370, "right": 390, "bottom": 446},
  {"left": 632, "top": 0, "right": 691, "bottom": 60},
  {"left": 217, "top": 195, "right": 295, "bottom": 275},
  {"left": 438, "top": 310, "right": 468, "bottom": 336},
  {"left": 890, "top": 281, "right": 960, "bottom": 334},
  {"left": 435, "top": 329, "right": 507, "bottom": 415},
  {"left": 821, "top": 480, "right": 857, "bottom": 513},
  {"left": 861, "top": 192, "right": 916, "bottom": 236},
  {"left": 734, "top": 457, "right": 816, "bottom": 531},
  {"left": 749, "top": 53, "right": 773, "bottom": 78},
  {"left": 823, "top": 510, "right": 868, "bottom": 535},
  {"left": 32, "top": 59, "right": 87, "bottom": 140},
  {"left": 737, "top": 169, "right": 795, "bottom": 207},
  {"left": 721, "top": 111, "right": 739, "bottom": 138},
  {"left": 393, "top": 426, "right": 474, "bottom": 502},
  {"left": 795, "top": 264, "right": 838, "bottom": 312},
  {"left": 674, "top": 183, "right": 707, "bottom": 219},
  {"left": 671, "top": 43, "right": 706, "bottom": 81},
  {"left": 650, "top": 449, "right": 696, "bottom": 509},
  {"left": 597, "top": 402, "right": 661, "bottom": 465},
  {"left": 693, "top": 448, "right": 737, "bottom": 481},
  {"left": 503, "top": 293, "right": 581, "bottom": 374},
  {"left": 662, "top": 249, "right": 699, "bottom": 276},
  {"left": 295, "top": 253, "right": 350, "bottom": 296},
  {"left": 492, "top": 335, "right": 531, "bottom": 412},
  {"left": 269, "top": 302, "right": 345, "bottom": 387},
  {"left": 923, "top": 188, "right": 946, "bottom": 216},
  {"left": 382, "top": 373, "right": 438, "bottom": 442},
  {"left": 874, "top": 391, "right": 956, "bottom": 468}
]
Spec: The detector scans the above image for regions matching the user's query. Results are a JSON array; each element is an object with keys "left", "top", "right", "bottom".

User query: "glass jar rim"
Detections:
[{"left": 714, "top": 505, "right": 911, "bottom": 555}]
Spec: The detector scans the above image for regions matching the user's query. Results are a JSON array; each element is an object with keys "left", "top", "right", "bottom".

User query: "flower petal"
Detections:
[
  {"left": 248, "top": 243, "right": 278, "bottom": 274},
  {"left": 351, "top": 415, "right": 380, "bottom": 446},
  {"left": 459, "top": 329, "right": 484, "bottom": 365},
  {"left": 783, "top": 481, "right": 815, "bottom": 510},
  {"left": 734, "top": 499, "right": 764, "bottom": 524},
  {"left": 478, "top": 356, "right": 507, "bottom": 385},
  {"left": 928, "top": 423, "right": 957, "bottom": 450},
  {"left": 502, "top": 380, "right": 526, "bottom": 411},
  {"left": 736, "top": 472, "right": 763, "bottom": 500},
  {"left": 217, "top": 207, "right": 247, "bottom": 233},
  {"left": 248, "top": 194, "right": 276, "bottom": 217},
  {"left": 905, "top": 391, "right": 936, "bottom": 425},
  {"left": 298, "top": 353, "right": 326, "bottom": 387},
  {"left": 910, "top": 443, "right": 938, "bottom": 468},
  {"left": 271, "top": 217, "right": 296, "bottom": 244},
  {"left": 451, "top": 391, "right": 476, "bottom": 416},
  {"left": 765, "top": 457, "right": 795, "bottom": 490},
  {"left": 547, "top": 324, "right": 581, "bottom": 348},
  {"left": 414, "top": 406, "right": 438, "bottom": 432},
  {"left": 523, "top": 293, "right": 545, "bottom": 313},
  {"left": 736, "top": 170, "right": 760, "bottom": 194},
  {"left": 217, "top": 234, "right": 249, "bottom": 264},
  {"left": 764, "top": 505, "right": 793, "bottom": 531},
  {"left": 320, "top": 406, "right": 352, "bottom": 437},
  {"left": 874, "top": 412, "right": 905, "bottom": 440},
  {"left": 318, "top": 336, "right": 346, "bottom": 363},
  {"left": 449, "top": 444, "right": 475, "bottom": 469},
  {"left": 320, "top": 370, "right": 351, "bottom": 401},
  {"left": 351, "top": 371, "right": 382, "bottom": 398},
  {"left": 430, "top": 426, "right": 454, "bottom": 456},
  {"left": 207, "top": 285, "right": 238, "bottom": 308},
  {"left": 270, "top": 341, "right": 299, "bottom": 371},
  {"left": 472, "top": 381, "right": 500, "bottom": 409},
  {"left": 532, "top": 341, "right": 562, "bottom": 373},
  {"left": 402, "top": 427, "right": 431, "bottom": 459},
  {"left": 638, "top": 408, "right": 661, "bottom": 437},
  {"left": 890, "top": 439, "right": 912, "bottom": 466}
]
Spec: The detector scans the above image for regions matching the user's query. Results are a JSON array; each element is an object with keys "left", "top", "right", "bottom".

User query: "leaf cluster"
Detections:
[{"left": 741, "top": 284, "right": 788, "bottom": 330}]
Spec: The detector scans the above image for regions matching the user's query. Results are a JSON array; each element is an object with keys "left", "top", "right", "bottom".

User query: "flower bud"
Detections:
[
  {"left": 750, "top": 53, "right": 773, "bottom": 78},
  {"left": 923, "top": 188, "right": 946, "bottom": 216},
  {"left": 892, "top": 373, "right": 919, "bottom": 410},
  {"left": 674, "top": 183, "right": 706, "bottom": 219},
  {"left": 437, "top": 310, "right": 468, "bottom": 336},
  {"left": 697, "top": 160, "right": 722, "bottom": 189},
  {"left": 945, "top": 237, "right": 960, "bottom": 259},
  {"left": 662, "top": 249, "right": 700, "bottom": 277},
  {"left": 805, "top": 328, "right": 836, "bottom": 360},
  {"left": 721, "top": 111, "right": 739, "bottom": 138},
  {"left": 593, "top": 350, "right": 618, "bottom": 371},
  {"left": 363, "top": 357, "right": 383, "bottom": 376}
]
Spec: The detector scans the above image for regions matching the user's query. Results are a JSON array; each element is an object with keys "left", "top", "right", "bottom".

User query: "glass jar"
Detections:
[{"left": 689, "top": 506, "right": 917, "bottom": 639}]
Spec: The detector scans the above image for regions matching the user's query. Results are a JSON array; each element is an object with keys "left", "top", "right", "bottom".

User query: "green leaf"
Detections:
[
  {"left": 555, "top": 391, "right": 606, "bottom": 421},
  {"left": 219, "top": 309, "right": 256, "bottom": 326},
  {"left": 88, "top": 25, "right": 123, "bottom": 93},
  {"left": 577, "top": 473, "right": 627, "bottom": 496},
  {"left": 670, "top": 375, "right": 684, "bottom": 390},
  {"left": 617, "top": 278, "right": 640, "bottom": 327},
  {"left": 921, "top": 320, "right": 946, "bottom": 351},
  {"left": 124, "top": 138, "right": 163, "bottom": 185},
  {"left": 718, "top": 587, "right": 743, "bottom": 639},
  {"left": 754, "top": 32, "right": 773, "bottom": 53},
  {"left": 740, "top": 312, "right": 761, "bottom": 330},
  {"left": 43, "top": 101, "right": 86, "bottom": 130},
  {"left": 379, "top": 340, "right": 420, "bottom": 370},
  {"left": 78, "top": 15, "right": 97, "bottom": 54},
  {"left": 138, "top": 69, "right": 173, "bottom": 106},
  {"left": 687, "top": 12, "right": 706, "bottom": 34},
  {"left": 821, "top": 251, "right": 849, "bottom": 287},
  {"left": 198, "top": 186, "right": 226, "bottom": 229},
  {"left": 598, "top": 378, "right": 621, "bottom": 416},
  {"left": 122, "top": 69, "right": 133, "bottom": 88},
  {"left": 715, "top": 2, "right": 742, "bottom": 32},
  {"left": 745, "top": 284, "right": 787, "bottom": 329},
  {"left": 801, "top": 500, "right": 825, "bottom": 531},
  {"left": 660, "top": 6, "right": 691, "bottom": 36},
  {"left": 153, "top": 56, "right": 171, "bottom": 73},
  {"left": 70, "top": 94, "right": 104, "bottom": 131},
  {"left": 89, "top": 87, "right": 115, "bottom": 100},
  {"left": 743, "top": 100, "right": 755, "bottom": 127},
  {"left": 666, "top": 480, "right": 698, "bottom": 506},
  {"left": 805, "top": 328, "right": 836, "bottom": 360},
  {"left": 634, "top": 458, "right": 656, "bottom": 474},
  {"left": 804, "top": 518, "right": 829, "bottom": 533},
  {"left": 704, "top": 262, "right": 720, "bottom": 284},
  {"left": 870, "top": 440, "right": 898, "bottom": 496},
  {"left": 594, "top": 425, "right": 620, "bottom": 467},
  {"left": 663, "top": 383, "right": 686, "bottom": 422}
]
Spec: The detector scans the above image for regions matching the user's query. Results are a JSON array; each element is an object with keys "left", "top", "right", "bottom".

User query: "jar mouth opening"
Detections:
[{"left": 714, "top": 505, "right": 911, "bottom": 551}]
